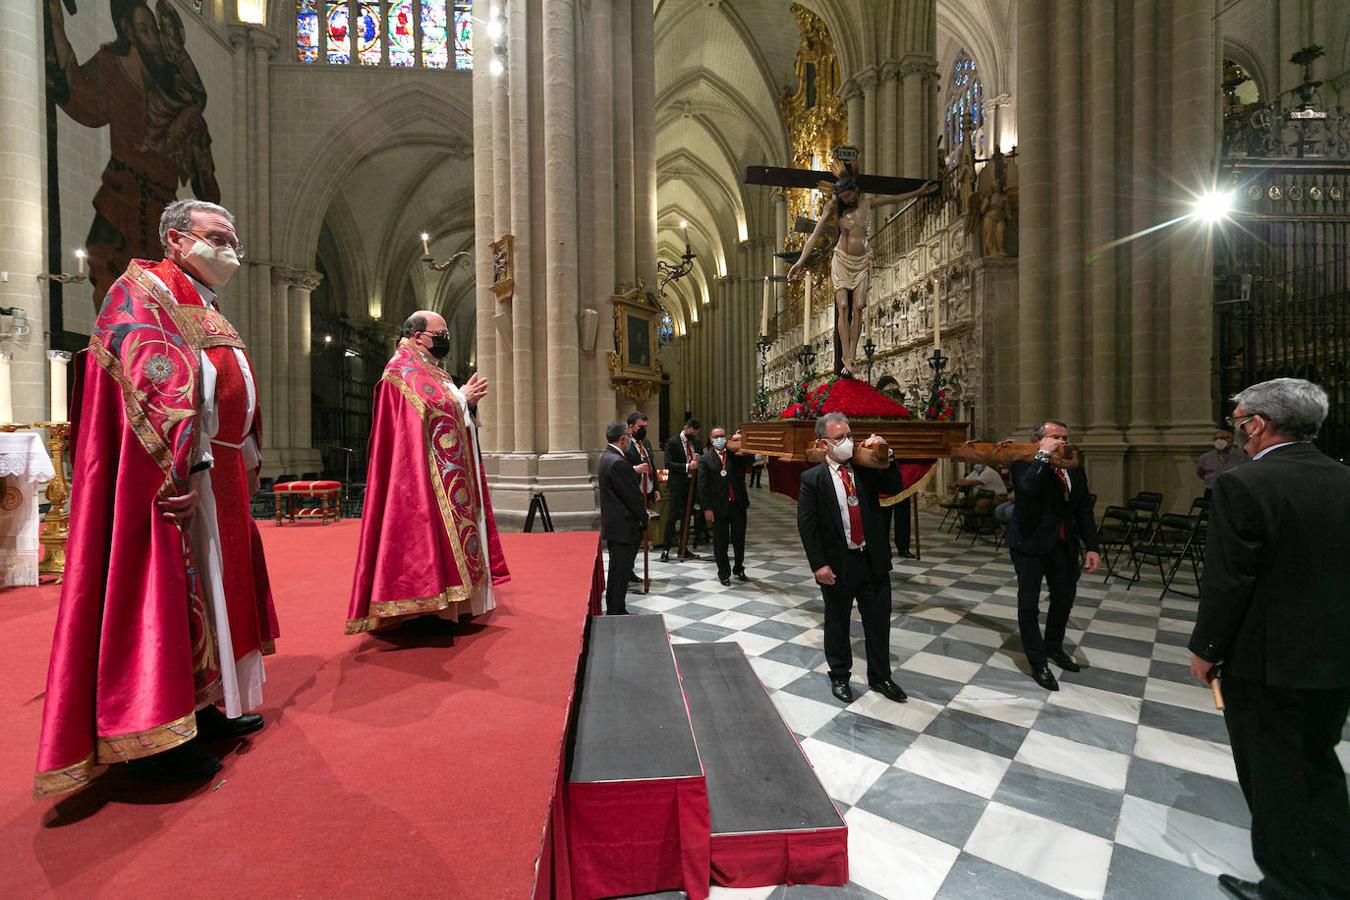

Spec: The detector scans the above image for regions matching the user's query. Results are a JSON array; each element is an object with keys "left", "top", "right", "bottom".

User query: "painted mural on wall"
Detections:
[{"left": 46, "top": 0, "right": 220, "bottom": 307}]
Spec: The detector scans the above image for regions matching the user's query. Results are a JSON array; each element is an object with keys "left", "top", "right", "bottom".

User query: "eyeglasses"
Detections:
[
  {"left": 187, "top": 229, "right": 246, "bottom": 259},
  {"left": 1225, "top": 414, "right": 1257, "bottom": 428},
  {"left": 422, "top": 329, "right": 449, "bottom": 339},
  {"left": 823, "top": 432, "right": 853, "bottom": 445}
]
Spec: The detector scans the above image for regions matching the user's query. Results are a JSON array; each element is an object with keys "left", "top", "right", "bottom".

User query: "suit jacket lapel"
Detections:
[{"left": 820, "top": 465, "right": 846, "bottom": 544}]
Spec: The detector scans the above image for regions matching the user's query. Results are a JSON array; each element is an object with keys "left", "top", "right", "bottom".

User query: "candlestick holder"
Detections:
[
  {"left": 35, "top": 422, "right": 70, "bottom": 580},
  {"left": 421, "top": 250, "right": 473, "bottom": 273},
  {"left": 754, "top": 335, "right": 771, "bottom": 420},
  {"left": 793, "top": 343, "right": 817, "bottom": 419},
  {"left": 862, "top": 336, "right": 877, "bottom": 382},
  {"left": 925, "top": 347, "right": 949, "bottom": 421}
]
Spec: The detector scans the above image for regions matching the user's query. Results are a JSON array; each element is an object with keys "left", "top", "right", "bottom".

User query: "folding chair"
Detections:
[
  {"left": 1127, "top": 513, "right": 1203, "bottom": 600},
  {"left": 956, "top": 489, "right": 999, "bottom": 545},
  {"left": 1096, "top": 505, "right": 1139, "bottom": 583},
  {"left": 938, "top": 485, "right": 970, "bottom": 534},
  {"left": 1127, "top": 496, "right": 1162, "bottom": 543}
]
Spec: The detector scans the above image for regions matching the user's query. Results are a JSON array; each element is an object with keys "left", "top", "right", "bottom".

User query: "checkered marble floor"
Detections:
[{"left": 618, "top": 488, "right": 1350, "bottom": 900}]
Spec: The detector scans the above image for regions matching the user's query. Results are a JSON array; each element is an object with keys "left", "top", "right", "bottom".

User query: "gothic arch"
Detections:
[{"left": 276, "top": 81, "right": 472, "bottom": 269}]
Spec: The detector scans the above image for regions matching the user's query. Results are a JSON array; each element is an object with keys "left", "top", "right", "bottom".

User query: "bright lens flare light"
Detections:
[
  {"left": 489, "top": 56, "right": 505, "bottom": 76},
  {"left": 1193, "top": 190, "right": 1236, "bottom": 223}
]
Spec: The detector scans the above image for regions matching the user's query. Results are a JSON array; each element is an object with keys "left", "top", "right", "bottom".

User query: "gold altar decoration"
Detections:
[
  {"left": 0, "top": 421, "right": 70, "bottom": 580},
  {"left": 780, "top": 3, "right": 848, "bottom": 325},
  {"left": 607, "top": 282, "right": 664, "bottom": 404},
  {"left": 37, "top": 423, "right": 69, "bottom": 579},
  {"left": 489, "top": 234, "right": 515, "bottom": 302}
]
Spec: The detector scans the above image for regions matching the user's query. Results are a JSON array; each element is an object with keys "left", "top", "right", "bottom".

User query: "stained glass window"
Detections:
[
  {"left": 389, "top": 0, "right": 416, "bottom": 67},
  {"left": 422, "top": 0, "right": 448, "bottom": 69},
  {"left": 658, "top": 311, "right": 675, "bottom": 346},
  {"left": 944, "top": 50, "right": 983, "bottom": 165},
  {"left": 298, "top": 0, "right": 471, "bottom": 68},
  {"left": 453, "top": 0, "right": 473, "bottom": 70},
  {"left": 356, "top": 2, "right": 382, "bottom": 66},
  {"left": 326, "top": 1, "right": 351, "bottom": 65},
  {"left": 296, "top": 0, "right": 319, "bottom": 63}
]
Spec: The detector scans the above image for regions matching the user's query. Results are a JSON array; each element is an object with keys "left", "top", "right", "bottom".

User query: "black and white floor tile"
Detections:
[{"left": 618, "top": 488, "right": 1350, "bottom": 900}]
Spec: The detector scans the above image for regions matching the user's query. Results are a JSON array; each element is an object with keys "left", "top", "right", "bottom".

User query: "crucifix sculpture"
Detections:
[{"left": 747, "top": 147, "right": 938, "bottom": 377}]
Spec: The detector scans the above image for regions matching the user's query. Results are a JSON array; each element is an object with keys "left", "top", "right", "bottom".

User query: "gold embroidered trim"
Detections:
[
  {"left": 345, "top": 582, "right": 484, "bottom": 635},
  {"left": 33, "top": 753, "right": 98, "bottom": 799},
  {"left": 879, "top": 466, "right": 938, "bottom": 507},
  {"left": 94, "top": 711, "right": 198, "bottom": 765}
]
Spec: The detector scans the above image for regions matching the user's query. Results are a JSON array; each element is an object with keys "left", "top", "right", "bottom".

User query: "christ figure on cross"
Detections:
[{"left": 788, "top": 175, "right": 937, "bottom": 376}]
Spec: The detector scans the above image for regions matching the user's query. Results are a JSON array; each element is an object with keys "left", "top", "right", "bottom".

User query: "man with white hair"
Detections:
[
  {"left": 35, "top": 199, "right": 278, "bottom": 797},
  {"left": 1189, "top": 378, "right": 1350, "bottom": 900}
]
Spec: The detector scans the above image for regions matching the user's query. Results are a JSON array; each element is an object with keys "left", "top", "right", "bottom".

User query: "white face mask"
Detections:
[
  {"left": 1214, "top": 439, "right": 1230, "bottom": 451},
  {"left": 185, "top": 239, "right": 240, "bottom": 289},
  {"left": 827, "top": 437, "right": 853, "bottom": 463}
]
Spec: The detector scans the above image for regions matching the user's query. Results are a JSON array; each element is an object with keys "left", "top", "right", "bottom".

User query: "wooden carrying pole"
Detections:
[{"left": 678, "top": 466, "right": 698, "bottom": 561}]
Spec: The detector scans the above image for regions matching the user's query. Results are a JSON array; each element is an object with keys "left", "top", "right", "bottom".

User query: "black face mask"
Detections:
[
  {"left": 428, "top": 333, "right": 451, "bottom": 359},
  {"left": 634, "top": 426, "right": 648, "bottom": 442}
]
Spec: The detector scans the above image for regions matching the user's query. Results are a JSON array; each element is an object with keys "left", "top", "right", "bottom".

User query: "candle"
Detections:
[
  {"left": 48, "top": 350, "right": 71, "bottom": 424},
  {"left": 74, "top": 249, "right": 87, "bottom": 276},
  {"left": 760, "top": 277, "right": 770, "bottom": 336},
  {"left": 933, "top": 283, "right": 942, "bottom": 350},
  {"left": 420, "top": 232, "right": 431, "bottom": 257},
  {"left": 802, "top": 275, "right": 812, "bottom": 344},
  {"left": 0, "top": 353, "right": 12, "bottom": 425}
]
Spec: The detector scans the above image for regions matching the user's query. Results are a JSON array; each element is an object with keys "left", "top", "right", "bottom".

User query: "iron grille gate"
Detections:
[{"left": 1215, "top": 161, "right": 1350, "bottom": 463}]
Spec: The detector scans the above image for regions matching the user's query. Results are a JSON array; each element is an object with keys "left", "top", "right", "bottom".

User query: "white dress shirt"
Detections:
[{"left": 825, "top": 456, "right": 865, "bottom": 550}]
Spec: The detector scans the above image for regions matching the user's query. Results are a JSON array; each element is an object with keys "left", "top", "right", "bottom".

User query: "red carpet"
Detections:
[{"left": 0, "top": 524, "right": 601, "bottom": 898}]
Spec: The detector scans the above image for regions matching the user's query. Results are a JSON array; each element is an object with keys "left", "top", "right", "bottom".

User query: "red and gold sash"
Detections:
[{"left": 381, "top": 339, "right": 488, "bottom": 594}]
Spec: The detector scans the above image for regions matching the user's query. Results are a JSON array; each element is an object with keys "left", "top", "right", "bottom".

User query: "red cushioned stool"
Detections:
[{"left": 273, "top": 480, "right": 342, "bottom": 525}]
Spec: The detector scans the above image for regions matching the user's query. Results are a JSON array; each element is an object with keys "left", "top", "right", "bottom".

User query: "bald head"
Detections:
[{"left": 402, "top": 309, "right": 447, "bottom": 338}]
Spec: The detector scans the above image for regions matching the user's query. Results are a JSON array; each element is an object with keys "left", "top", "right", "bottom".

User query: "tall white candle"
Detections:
[
  {"left": 761, "top": 277, "right": 770, "bottom": 336},
  {"left": 933, "top": 282, "right": 942, "bottom": 350},
  {"left": 48, "top": 350, "right": 71, "bottom": 424},
  {"left": 74, "top": 249, "right": 87, "bottom": 276},
  {"left": 420, "top": 232, "right": 431, "bottom": 257},
  {"left": 802, "top": 275, "right": 812, "bottom": 344},
  {"left": 0, "top": 353, "right": 12, "bottom": 425}
]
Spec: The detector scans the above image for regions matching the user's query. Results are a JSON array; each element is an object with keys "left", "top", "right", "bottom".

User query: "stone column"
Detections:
[
  {"left": 1052, "top": 1, "right": 1084, "bottom": 423},
  {"left": 491, "top": 40, "right": 514, "bottom": 439},
  {"left": 1015, "top": 1, "right": 1050, "bottom": 428},
  {"left": 471, "top": 21, "right": 498, "bottom": 449},
  {"left": 588, "top": 0, "right": 617, "bottom": 447},
  {"left": 269, "top": 272, "right": 292, "bottom": 454},
  {"left": 860, "top": 70, "right": 879, "bottom": 176},
  {"left": 0, "top": 0, "right": 48, "bottom": 423},
  {"left": 612, "top": 0, "right": 635, "bottom": 288},
  {"left": 842, "top": 80, "right": 864, "bottom": 152},
  {"left": 632, "top": 0, "right": 658, "bottom": 295},
  {"left": 880, "top": 63, "right": 900, "bottom": 177},
  {"left": 285, "top": 269, "right": 321, "bottom": 459},
  {"left": 508, "top": 0, "right": 534, "bottom": 454},
  {"left": 901, "top": 58, "right": 927, "bottom": 178},
  {"left": 773, "top": 191, "right": 788, "bottom": 320}
]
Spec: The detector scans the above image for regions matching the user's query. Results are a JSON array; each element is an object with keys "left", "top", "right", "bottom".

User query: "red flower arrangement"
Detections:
[{"left": 779, "top": 377, "right": 912, "bottom": 420}]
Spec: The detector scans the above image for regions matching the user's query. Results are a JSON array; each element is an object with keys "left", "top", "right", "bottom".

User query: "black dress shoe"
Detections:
[
  {"left": 629, "top": 572, "right": 642, "bottom": 584},
  {"left": 830, "top": 679, "right": 854, "bottom": 703},
  {"left": 1047, "top": 649, "right": 1081, "bottom": 672},
  {"left": 719, "top": 577, "right": 732, "bottom": 586},
  {"left": 733, "top": 569, "right": 749, "bottom": 582},
  {"left": 660, "top": 550, "right": 669, "bottom": 562},
  {"left": 196, "top": 704, "right": 265, "bottom": 739},
  {"left": 868, "top": 679, "right": 908, "bottom": 703},
  {"left": 1031, "top": 665, "right": 1060, "bottom": 691},
  {"left": 1217, "top": 874, "right": 1261, "bottom": 900},
  {"left": 130, "top": 740, "right": 222, "bottom": 783}
]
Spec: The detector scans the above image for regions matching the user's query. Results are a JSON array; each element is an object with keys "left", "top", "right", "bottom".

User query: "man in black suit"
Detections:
[
  {"left": 698, "top": 426, "right": 751, "bottom": 586},
  {"left": 1004, "top": 419, "right": 1101, "bottom": 691},
  {"left": 622, "top": 411, "right": 658, "bottom": 583},
  {"left": 597, "top": 420, "right": 650, "bottom": 615},
  {"left": 1188, "top": 378, "right": 1350, "bottom": 900},
  {"left": 661, "top": 418, "right": 703, "bottom": 562},
  {"left": 797, "top": 412, "right": 908, "bottom": 705}
]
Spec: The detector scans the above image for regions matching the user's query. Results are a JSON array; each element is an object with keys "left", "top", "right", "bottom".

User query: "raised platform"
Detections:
[
  {"left": 564, "top": 614, "right": 710, "bottom": 900},
  {"left": 675, "top": 642, "right": 848, "bottom": 888},
  {"left": 0, "top": 526, "right": 602, "bottom": 898}
]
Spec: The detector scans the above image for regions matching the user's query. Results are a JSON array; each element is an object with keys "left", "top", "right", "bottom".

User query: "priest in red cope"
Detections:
[
  {"left": 35, "top": 200, "right": 278, "bottom": 798},
  {"left": 346, "top": 311, "right": 509, "bottom": 635}
]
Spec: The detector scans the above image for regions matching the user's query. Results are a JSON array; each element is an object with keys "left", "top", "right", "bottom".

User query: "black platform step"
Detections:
[
  {"left": 674, "top": 642, "right": 847, "bottom": 888},
  {"left": 570, "top": 614, "right": 702, "bottom": 782}
]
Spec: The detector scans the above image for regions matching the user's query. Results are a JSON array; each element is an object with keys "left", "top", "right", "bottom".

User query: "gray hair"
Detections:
[
  {"left": 159, "top": 200, "right": 235, "bottom": 253},
  {"left": 605, "top": 421, "right": 627, "bottom": 443},
  {"left": 1233, "top": 378, "right": 1328, "bottom": 441},
  {"left": 402, "top": 313, "right": 429, "bottom": 338},
  {"left": 1032, "top": 419, "right": 1068, "bottom": 441},
  {"left": 815, "top": 412, "right": 849, "bottom": 438}
]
